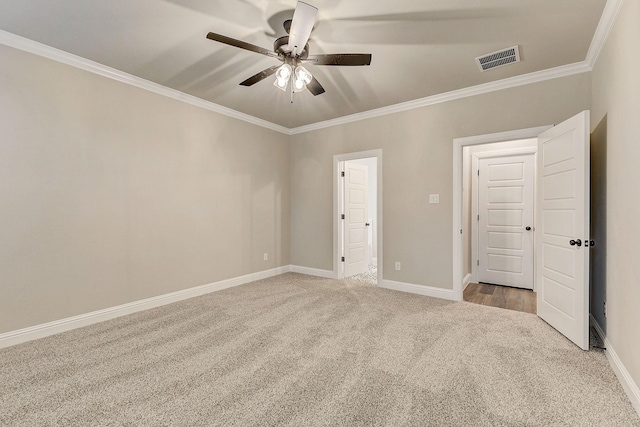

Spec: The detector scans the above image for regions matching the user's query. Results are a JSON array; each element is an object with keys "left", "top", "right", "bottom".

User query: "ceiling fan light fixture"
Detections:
[
  {"left": 294, "top": 66, "right": 312, "bottom": 85},
  {"left": 275, "top": 63, "right": 292, "bottom": 81},
  {"left": 292, "top": 77, "right": 307, "bottom": 92},
  {"left": 292, "top": 65, "right": 312, "bottom": 92},
  {"left": 205, "top": 1, "right": 371, "bottom": 98},
  {"left": 273, "top": 64, "right": 292, "bottom": 91},
  {"left": 273, "top": 76, "right": 289, "bottom": 91}
]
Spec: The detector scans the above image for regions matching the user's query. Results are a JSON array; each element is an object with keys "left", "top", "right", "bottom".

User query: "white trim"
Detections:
[
  {"left": 453, "top": 126, "right": 552, "bottom": 301},
  {"left": 463, "top": 273, "right": 472, "bottom": 291},
  {"left": 585, "top": 0, "right": 626, "bottom": 67},
  {"left": 289, "top": 63, "right": 589, "bottom": 135},
  {"left": 0, "top": 266, "right": 290, "bottom": 349},
  {"left": 380, "top": 280, "right": 457, "bottom": 301},
  {"left": 590, "top": 315, "right": 640, "bottom": 417},
  {"left": 290, "top": 265, "right": 335, "bottom": 279},
  {"left": 333, "top": 150, "right": 384, "bottom": 286},
  {"left": 454, "top": 126, "right": 552, "bottom": 147},
  {"left": 0, "top": 29, "right": 600, "bottom": 137},
  {"left": 0, "top": 30, "right": 289, "bottom": 135}
]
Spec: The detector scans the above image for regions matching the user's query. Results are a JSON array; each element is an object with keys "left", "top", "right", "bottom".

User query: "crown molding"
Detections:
[
  {"left": 585, "top": 0, "right": 626, "bottom": 67},
  {"left": 289, "top": 62, "right": 591, "bottom": 135},
  {"left": 2, "top": 0, "right": 622, "bottom": 139},
  {"left": 0, "top": 30, "right": 290, "bottom": 135}
]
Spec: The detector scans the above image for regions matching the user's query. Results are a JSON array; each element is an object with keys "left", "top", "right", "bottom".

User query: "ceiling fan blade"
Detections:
[
  {"left": 304, "top": 53, "right": 372, "bottom": 66},
  {"left": 287, "top": 1, "right": 318, "bottom": 56},
  {"left": 239, "top": 65, "right": 281, "bottom": 86},
  {"left": 206, "top": 32, "right": 277, "bottom": 58},
  {"left": 307, "top": 77, "right": 325, "bottom": 96}
]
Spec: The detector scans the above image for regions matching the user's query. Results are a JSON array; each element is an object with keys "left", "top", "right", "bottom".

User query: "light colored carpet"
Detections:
[
  {"left": 1, "top": 273, "right": 638, "bottom": 426},
  {"left": 348, "top": 264, "right": 377, "bottom": 285}
]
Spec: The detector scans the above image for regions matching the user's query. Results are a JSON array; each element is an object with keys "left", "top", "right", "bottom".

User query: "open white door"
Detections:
[
  {"left": 537, "top": 110, "right": 590, "bottom": 350},
  {"left": 344, "top": 161, "right": 369, "bottom": 277}
]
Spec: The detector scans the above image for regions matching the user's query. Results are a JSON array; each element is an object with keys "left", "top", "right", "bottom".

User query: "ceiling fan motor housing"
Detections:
[{"left": 274, "top": 36, "right": 309, "bottom": 61}]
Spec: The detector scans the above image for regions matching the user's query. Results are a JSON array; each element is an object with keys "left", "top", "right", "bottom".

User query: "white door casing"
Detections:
[
  {"left": 453, "top": 126, "right": 552, "bottom": 301},
  {"left": 344, "top": 161, "right": 369, "bottom": 277},
  {"left": 477, "top": 154, "right": 535, "bottom": 289},
  {"left": 536, "top": 110, "right": 590, "bottom": 350}
]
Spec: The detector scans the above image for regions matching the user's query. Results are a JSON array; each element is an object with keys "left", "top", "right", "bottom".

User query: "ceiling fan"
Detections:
[{"left": 206, "top": 1, "right": 372, "bottom": 98}]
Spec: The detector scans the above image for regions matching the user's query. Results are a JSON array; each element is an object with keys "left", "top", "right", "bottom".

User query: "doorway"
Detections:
[
  {"left": 470, "top": 145, "right": 537, "bottom": 290},
  {"left": 333, "top": 150, "right": 383, "bottom": 285},
  {"left": 454, "top": 127, "right": 550, "bottom": 301},
  {"left": 453, "top": 111, "right": 592, "bottom": 350}
]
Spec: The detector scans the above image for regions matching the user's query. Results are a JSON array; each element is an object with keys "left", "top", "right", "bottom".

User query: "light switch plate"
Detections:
[{"left": 429, "top": 194, "right": 440, "bottom": 204}]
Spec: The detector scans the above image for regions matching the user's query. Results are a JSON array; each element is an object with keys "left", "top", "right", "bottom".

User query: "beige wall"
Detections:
[
  {"left": 0, "top": 44, "right": 290, "bottom": 333},
  {"left": 290, "top": 74, "right": 591, "bottom": 288},
  {"left": 591, "top": 0, "right": 640, "bottom": 399}
]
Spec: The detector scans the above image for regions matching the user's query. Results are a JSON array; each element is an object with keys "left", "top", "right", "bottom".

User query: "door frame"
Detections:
[
  {"left": 334, "top": 149, "right": 383, "bottom": 284},
  {"left": 453, "top": 126, "right": 551, "bottom": 301},
  {"left": 471, "top": 147, "right": 537, "bottom": 288}
]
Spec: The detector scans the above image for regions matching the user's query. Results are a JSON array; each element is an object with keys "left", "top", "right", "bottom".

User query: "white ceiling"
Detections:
[{"left": 0, "top": 0, "right": 607, "bottom": 129}]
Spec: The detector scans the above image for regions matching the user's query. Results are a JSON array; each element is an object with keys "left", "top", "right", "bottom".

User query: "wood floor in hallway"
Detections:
[{"left": 463, "top": 282, "right": 536, "bottom": 314}]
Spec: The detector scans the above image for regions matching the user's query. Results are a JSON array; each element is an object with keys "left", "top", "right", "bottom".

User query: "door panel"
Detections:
[
  {"left": 537, "top": 110, "right": 590, "bottom": 350},
  {"left": 477, "top": 154, "right": 535, "bottom": 289},
  {"left": 487, "top": 254, "right": 522, "bottom": 273},
  {"left": 344, "top": 161, "right": 368, "bottom": 277},
  {"left": 488, "top": 209, "right": 523, "bottom": 226},
  {"left": 489, "top": 186, "right": 524, "bottom": 203},
  {"left": 489, "top": 163, "right": 524, "bottom": 180},
  {"left": 487, "top": 232, "right": 522, "bottom": 250},
  {"left": 543, "top": 210, "right": 575, "bottom": 236},
  {"left": 544, "top": 171, "right": 576, "bottom": 200}
]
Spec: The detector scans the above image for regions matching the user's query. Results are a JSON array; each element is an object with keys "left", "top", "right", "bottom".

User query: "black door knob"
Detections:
[
  {"left": 570, "top": 239, "right": 582, "bottom": 247},
  {"left": 525, "top": 226, "right": 531, "bottom": 231}
]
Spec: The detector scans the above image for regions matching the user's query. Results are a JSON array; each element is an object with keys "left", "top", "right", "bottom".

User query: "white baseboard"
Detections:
[
  {"left": 0, "top": 265, "right": 291, "bottom": 349},
  {"left": 590, "top": 315, "right": 640, "bottom": 417},
  {"left": 463, "top": 273, "right": 472, "bottom": 291},
  {"left": 290, "top": 265, "right": 336, "bottom": 279},
  {"left": 380, "top": 279, "right": 456, "bottom": 301}
]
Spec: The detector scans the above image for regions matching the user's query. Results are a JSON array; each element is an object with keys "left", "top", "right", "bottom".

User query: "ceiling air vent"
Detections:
[{"left": 475, "top": 46, "right": 520, "bottom": 72}]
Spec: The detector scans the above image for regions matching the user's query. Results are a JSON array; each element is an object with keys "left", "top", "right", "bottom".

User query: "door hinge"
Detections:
[
  {"left": 341, "top": 171, "right": 345, "bottom": 177},
  {"left": 477, "top": 170, "right": 480, "bottom": 176},
  {"left": 341, "top": 256, "right": 345, "bottom": 262},
  {"left": 477, "top": 214, "right": 480, "bottom": 221},
  {"left": 341, "top": 214, "right": 345, "bottom": 219},
  {"left": 477, "top": 260, "right": 479, "bottom": 266}
]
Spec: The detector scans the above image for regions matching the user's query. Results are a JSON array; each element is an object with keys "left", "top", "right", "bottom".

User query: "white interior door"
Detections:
[
  {"left": 477, "top": 154, "right": 535, "bottom": 289},
  {"left": 537, "top": 110, "right": 590, "bottom": 350},
  {"left": 344, "top": 161, "right": 369, "bottom": 277}
]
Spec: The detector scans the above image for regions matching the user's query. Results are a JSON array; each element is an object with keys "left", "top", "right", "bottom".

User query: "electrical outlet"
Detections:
[
  {"left": 603, "top": 301, "right": 607, "bottom": 318},
  {"left": 263, "top": 253, "right": 268, "bottom": 261},
  {"left": 429, "top": 194, "right": 440, "bottom": 204},
  {"left": 395, "top": 262, "right": 401, "bottom": 271}
]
